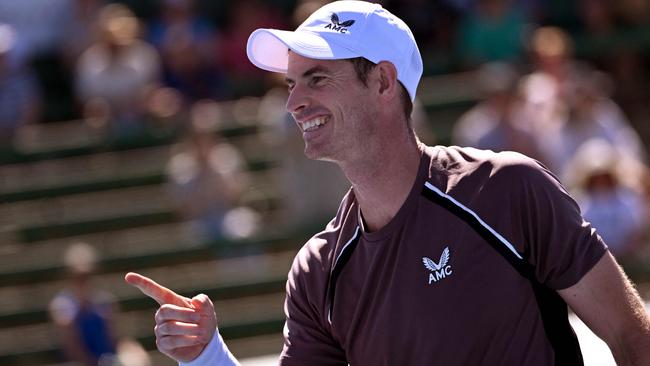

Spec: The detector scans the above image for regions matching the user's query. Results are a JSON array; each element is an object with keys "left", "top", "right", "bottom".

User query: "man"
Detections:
[{"left": 126, "top": 1, "right": 650, "bottom": 365}]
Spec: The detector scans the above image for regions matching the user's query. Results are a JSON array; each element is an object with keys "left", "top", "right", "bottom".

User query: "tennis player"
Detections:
[{"left": 126, "top": 1, "right": 650, "bottom": 364}]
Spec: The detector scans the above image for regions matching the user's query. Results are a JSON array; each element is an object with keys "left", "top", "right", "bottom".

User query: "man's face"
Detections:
[{"left": 284, "top": 52, "right": 378, "bottom": 163}]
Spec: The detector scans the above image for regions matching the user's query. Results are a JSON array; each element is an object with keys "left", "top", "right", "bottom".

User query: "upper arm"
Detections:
[
  {"left": 280, "top": 297, "right": 348, "bottom": 366},
  {"left": 558, "top": 251, "right": 650, "bottom": 361},
  {"left": 486, "top": 156, "right": 607, "bottom": 287},
  {"left": 280, "top": 247, "right": 347, "bottom": 366}
]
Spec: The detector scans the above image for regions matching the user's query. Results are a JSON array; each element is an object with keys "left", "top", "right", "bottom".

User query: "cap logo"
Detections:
[{"left": 324, "top": 13, "right": 355, "bottom": 34}]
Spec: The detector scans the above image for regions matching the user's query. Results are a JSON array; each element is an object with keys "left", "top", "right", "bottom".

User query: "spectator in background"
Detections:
[
  {"left": 456, "top": 0, "right": 530, "bottom": 68},
  {"left": 537, "top": 65, "right": 645, "bottom": 175},
  {"left": 147, "top": 0, "right": 223, "bottom": 102},
  {"left": 166, "top": 101, "right": 259, "bottom": 241},
  {"left": 452, "top": 62, "right": 546, "bottom": 162},
  {"left": 0, "top": 23, "right": 40, "bottom": 144},
  {"left": 49, "top": 242, "right": 152, "bottom": 366},
  {"left": 49, "top": 242, "right": 118, "bottom": 365},
  {"left": 518, "top": 26, "right": 576, "bottom": 134},
  {"left": 0, "top": 0, "right": 79, "bottom": 122},
  {"left": 516, "top": 26, "right": 644, "bottom": 174},
  {"left": 77, "top": 3, "right": 162, "bottom": 139},
  {"left": 564, "top": 139, "right": 647, "bottom": 261},
  {"left": 216, "top": 0, "right": 289, "bottom": 98}
]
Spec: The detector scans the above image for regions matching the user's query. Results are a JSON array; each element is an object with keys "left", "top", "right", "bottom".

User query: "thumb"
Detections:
[
  {"left": 191, "top": 294, "right": 214, "bottom": 315},
  {"left": 191, "top": 294, "right": 218, "bottom": 340}
]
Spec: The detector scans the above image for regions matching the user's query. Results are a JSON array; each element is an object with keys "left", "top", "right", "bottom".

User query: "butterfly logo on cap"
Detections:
[{"left": 324, "top": 13, "right": 355, "bottom": 33}]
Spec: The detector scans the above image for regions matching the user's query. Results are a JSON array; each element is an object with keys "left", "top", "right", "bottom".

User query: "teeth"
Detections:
[{"left": 302, "top": 117, "right": 327, "bottom": 131}]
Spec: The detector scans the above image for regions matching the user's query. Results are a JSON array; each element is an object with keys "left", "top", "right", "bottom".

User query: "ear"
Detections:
[{"left": 375, "top": 61, "right": 399, "bottom": 100}]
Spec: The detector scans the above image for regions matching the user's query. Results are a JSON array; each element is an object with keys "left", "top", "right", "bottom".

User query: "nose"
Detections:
[{"left": 285, "top": 84, "right": 308, "bottom": 116}]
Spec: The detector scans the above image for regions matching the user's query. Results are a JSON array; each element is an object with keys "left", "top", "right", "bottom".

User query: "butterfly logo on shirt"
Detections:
[{"left": 423, "top": 247, "right": 453, "bottom": 284}]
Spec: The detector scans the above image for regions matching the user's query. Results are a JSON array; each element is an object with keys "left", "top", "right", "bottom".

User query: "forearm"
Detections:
[
  {"left": 611, "top": 338, "right": 650, "bottom": 365},
  {"left": 560, "top": 252, "right": 650, "bottom": 365},
  {"left": 610, "top": 320, "right": 650, "bottom": 366},
  {"left": 180, "top": 331, "right": 241, "bottom": 366},
  {"left": 609, "top": 278, "right": 650, "bottom": 365}
]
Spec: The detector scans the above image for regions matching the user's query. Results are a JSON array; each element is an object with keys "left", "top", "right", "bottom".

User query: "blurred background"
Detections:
[{"left": 0, "top": 0, "right": 649, "bottom": 365}]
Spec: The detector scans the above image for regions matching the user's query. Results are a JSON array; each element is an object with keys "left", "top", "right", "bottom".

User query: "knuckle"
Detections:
[
  {"left": 154, "top": 322, "right": 169, "bottom": 337},
  {"left": 154, "top": 308, "right": 163, "bottom": 323},
  {"left": 155, "top": 337, "right": 165, "bottom": 350},
  {"left": 155, "top": 308, "right": 173, "bottom": 324}
]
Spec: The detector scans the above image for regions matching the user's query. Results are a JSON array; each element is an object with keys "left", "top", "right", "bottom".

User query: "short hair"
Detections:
[{"left": 346, "top": 57, "right": 413, "bottom": 123}]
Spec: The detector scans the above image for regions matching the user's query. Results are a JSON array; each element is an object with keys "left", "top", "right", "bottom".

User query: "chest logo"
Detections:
[{"left": 423, "top": 247, "right": 453, "bottom": 284}]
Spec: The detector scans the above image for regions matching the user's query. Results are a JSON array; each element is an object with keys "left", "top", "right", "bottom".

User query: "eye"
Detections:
[{"left": 310, "top": 76, "right": 326, "bottom": 86}]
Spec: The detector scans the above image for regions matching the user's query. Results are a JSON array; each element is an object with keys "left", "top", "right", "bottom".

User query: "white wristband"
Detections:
[{"left": 179, "top": 330, "right": 240, "bottom": 366}]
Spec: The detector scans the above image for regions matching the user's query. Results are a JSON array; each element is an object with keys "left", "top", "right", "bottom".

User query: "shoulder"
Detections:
[
  {"left": 481, "top": 149, "right": 567, "bottom": 201},
  {"left": 431, "top": 145, "right": 550, "bottom": 179},
  {"left": 428, "top": 146, "right": 565, "bottom": 204},
  {"left": 485, "top": 149, "right": 564, "bottom": 193}
]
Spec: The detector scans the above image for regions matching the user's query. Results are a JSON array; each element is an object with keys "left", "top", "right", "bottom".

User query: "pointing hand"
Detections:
[{"left": 125, "top": 272, "right": 217, "bottom": 363}]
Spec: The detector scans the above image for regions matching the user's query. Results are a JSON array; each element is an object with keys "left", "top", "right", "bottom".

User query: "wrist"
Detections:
[{"left": 179, "top": 330, "right": 239, "bottom": 366}]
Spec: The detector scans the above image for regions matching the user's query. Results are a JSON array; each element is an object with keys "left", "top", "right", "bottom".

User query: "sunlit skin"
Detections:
[
  {"left": 285, "top": 52, "right": 422, "bottom": 231},
  {"left": 124, "top": 272, "right": 217, "bottom": 363},
  {"left": 124, "top": 47, "right": 650, "bottom": 366},
  {"left": 284, "top": 55, "right": 380, "bottom": 163}
]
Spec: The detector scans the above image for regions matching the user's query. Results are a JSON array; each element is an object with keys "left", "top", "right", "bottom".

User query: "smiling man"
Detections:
[{"left": 126, "top": 1, "right": 650, "bottom": 365}]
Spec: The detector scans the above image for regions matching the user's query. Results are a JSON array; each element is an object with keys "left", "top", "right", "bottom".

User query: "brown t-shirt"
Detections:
[{"left": 280, "top": 145, "right": 607, "bottom": 366}]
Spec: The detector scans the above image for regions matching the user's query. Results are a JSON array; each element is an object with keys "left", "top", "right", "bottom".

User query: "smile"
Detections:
[{"left": 301, "top": 116, "right": 328, "bottom": 132}]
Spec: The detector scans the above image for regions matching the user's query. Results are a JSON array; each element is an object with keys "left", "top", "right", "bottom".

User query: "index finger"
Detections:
[{"left": 125, "top": 272, "right": 192, "bottom": 308}]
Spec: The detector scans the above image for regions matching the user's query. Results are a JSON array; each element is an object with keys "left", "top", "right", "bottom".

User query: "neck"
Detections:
[{"left": 340, "top": 135, "right": 423, "bottom": 232}]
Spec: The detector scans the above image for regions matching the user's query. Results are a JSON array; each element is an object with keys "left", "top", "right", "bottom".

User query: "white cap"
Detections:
[{"left": 246, "top": 0, "right": 423, "bottom": 101}]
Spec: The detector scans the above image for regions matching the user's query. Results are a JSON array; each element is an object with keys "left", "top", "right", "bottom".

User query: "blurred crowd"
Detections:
[
  {"left": 0, "top": 0, "right": 647, "bottom": 139},
  {"left": 0, "top": 0, "right": 646, "bottom": 362},
  {"left": 0, "top": 0, "right": 646, "bottom": 265}
]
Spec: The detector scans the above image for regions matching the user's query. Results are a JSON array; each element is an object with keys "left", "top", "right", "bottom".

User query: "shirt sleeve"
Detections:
[
  {"left": 179, "top": 331, "right": 240, "bottom": 366},
  {"left": 279, "top": 249, "right": 348, "bottom": 365},
  {"left": 489, "top": 157, "right": 608, "bottom": 289}
]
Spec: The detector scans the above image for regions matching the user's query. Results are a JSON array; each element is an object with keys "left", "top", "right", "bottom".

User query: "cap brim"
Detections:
[{"left": 247, "top": 28, "right": 359, "bottom": 73}]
